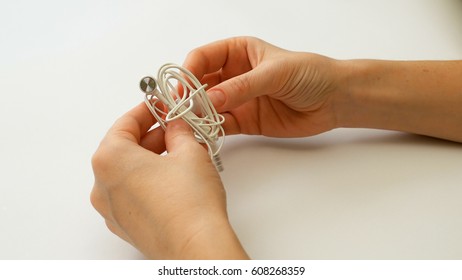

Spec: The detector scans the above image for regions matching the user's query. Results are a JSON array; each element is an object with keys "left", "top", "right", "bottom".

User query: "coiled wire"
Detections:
[{"left": 140, "top": 63, "right": 225, "bottom": 171}]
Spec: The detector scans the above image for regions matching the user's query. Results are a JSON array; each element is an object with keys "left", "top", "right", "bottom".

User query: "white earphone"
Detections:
[{"left": 140, "top": 63, "right": 225, "bottom": 171}]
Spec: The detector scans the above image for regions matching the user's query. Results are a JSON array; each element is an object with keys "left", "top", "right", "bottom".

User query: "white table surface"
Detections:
[{"left": 1, "top": 0, "right": 462, "bottom": 259}]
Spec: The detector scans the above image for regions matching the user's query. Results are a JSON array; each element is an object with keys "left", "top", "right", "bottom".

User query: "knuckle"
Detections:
[
  {"left": 184, "top": 48, "right": 208, "bottom": 74},
  {"left": 89, "top": 187, "right": 112, "bottom": 221},
  {"left": 185, "top": 47, "right": 200, "bottom": 60},
  {"left": 91, "top": 142, "right": 114, "bottom": 177},
  {"left": 89, "top": 187, "right": 104, "bottom": 211},
  {"left": 91, "top": 149, "right": 105, "bottom": 173}
]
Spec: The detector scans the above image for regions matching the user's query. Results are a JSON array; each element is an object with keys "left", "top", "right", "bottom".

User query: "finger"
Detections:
[
  {"left": 220, "top": 112, "right": 242, "bottom": 135},
  {"left": 183, "top": 39, "right": 231, "bottom": 79},
  {"left": 107, "top": 103, "right": 157, "bottom": 144},
  {"left": 183, "top": 37, "right": 253, "bottom": 80},
  {"left": 207, "top": 65, "right": 276, "bottom": 112},
  {"left": 140, "top": 125, "right": 166, "bottom": 154},
  {"left": 164, "top": 119, "right": 202, "bottom": 156},
  {"left": 201, "top": 71, "right": 223, "bottom": 90}
]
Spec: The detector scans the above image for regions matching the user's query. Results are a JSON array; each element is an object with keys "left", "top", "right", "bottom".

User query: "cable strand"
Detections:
[{"left": 140, "top": 63, "right": 225, "bottom": 171}]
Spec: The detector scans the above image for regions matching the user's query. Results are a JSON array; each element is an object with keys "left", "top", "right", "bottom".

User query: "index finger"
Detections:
[{"left": 107, "top": 102, "right": 157, "bottom": 144}]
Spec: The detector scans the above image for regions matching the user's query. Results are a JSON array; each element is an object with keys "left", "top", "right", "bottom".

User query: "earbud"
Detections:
[{"left": 140, "top": 63, "right": 225, "bottom": 172}]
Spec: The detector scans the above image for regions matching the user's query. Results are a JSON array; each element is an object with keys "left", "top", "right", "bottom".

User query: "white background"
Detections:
[{"left": 0, "top": 0, "right": 461, "bottom": 259}]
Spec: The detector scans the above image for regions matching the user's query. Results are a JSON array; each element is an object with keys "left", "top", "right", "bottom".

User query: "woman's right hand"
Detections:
[{"left": 183, "top": 36, "right": 343, "bottom": 138}]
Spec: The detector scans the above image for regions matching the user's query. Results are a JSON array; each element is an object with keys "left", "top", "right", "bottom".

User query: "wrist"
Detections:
[
  {"left": 174, "top": 217, "right": 249, "bottom": 260},
  {"left": 142, "top": 211, "right": 249, "bottom": 260},
  {"left": 333, "top": 59, "right": 407, "bottom": 130}
]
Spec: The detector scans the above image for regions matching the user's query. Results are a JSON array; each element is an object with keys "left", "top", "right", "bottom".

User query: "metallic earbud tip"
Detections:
[{"left": 140, "top": 76, "right": 157, "bottom": 94}]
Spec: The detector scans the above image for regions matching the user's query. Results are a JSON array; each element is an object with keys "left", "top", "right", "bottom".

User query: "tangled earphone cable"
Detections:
[{"left": 139, "top": 63, "right": 225, "bottom": 171}]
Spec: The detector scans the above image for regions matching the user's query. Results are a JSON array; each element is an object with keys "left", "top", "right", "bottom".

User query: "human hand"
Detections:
[
  {"left": 183, "top": 36, "right": 343, "bottom": 137},
  {"left": 184, "top": 37, "right": 462, "bottom": 142},
  {"left": 91, "top": 103, "right": 248, "bottom": 259}
]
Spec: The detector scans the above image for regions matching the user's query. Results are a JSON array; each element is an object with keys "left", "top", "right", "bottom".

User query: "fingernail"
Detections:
[{"left": 208, "top": 90, "right": 226, "bottom": 108}]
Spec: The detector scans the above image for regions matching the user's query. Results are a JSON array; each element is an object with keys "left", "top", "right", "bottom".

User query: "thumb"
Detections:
[
  {"left": 165, "top": 119, "right": 199, "bottom": 155},
  {"left": 207, "top": 66, "right": 272, "bottom": 112}
]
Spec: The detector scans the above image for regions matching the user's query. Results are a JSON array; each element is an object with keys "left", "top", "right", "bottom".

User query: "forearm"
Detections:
[{"left": 335, "top": 59, "right": 462, "bottom": 142}]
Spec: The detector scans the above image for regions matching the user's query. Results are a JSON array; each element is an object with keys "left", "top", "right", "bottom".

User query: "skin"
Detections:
[
  {"left": 91, "top": 36, "right": 462, "bottom": 259},
  {"left": 91, "top": 105, "right": 248, "bottom": 259}
]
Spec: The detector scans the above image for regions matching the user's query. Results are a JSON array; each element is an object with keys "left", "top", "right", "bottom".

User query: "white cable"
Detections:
[{"left": 139, "top": 63, "right": 225, "bottom": 172}]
